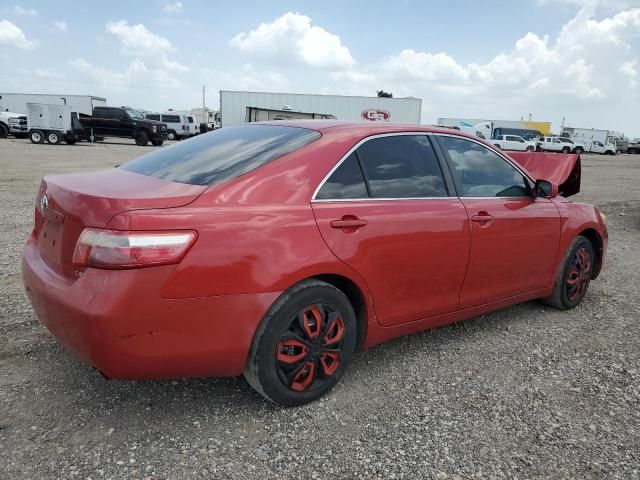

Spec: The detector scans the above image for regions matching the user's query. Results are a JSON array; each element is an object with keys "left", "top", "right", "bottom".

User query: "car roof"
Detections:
[{"left": 256, "top": 119, "right": 476, "bottom": 138}]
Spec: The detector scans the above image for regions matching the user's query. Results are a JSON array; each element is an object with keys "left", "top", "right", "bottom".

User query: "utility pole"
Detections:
[{"left": 202, "top": 85, "right": 206, "bottom": 123}]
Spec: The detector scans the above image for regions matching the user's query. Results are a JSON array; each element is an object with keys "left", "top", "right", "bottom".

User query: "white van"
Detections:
[
  {"left": 145, "top": 113, "right": 189, "bottom": 140},
  {"left": 186, "top": 115, "right": 199, "bottom": 136}
]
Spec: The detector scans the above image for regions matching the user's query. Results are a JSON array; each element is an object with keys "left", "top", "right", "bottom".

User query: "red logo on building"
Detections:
[{"left": 361, "top": 109, "right": 391, "bottom": 122}]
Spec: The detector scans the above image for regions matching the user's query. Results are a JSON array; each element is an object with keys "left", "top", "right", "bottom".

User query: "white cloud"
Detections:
[
  {"left": 231, "top": 12, "right": 355, "bottom": 69},
  {"left": 105, "top": 20, "right": 187, "bottom": 71},
  {"left": 0, "top": 20, "right": 36, "bottom": 49},
  {"left": 14, "top": 6, "right": 37, "bottom": 16},
  {"left": 163, "top": 1, "right": 183, "bottom": 13},
  {"left": 53, "top": 20, "right": 68, "bottom": 32}
]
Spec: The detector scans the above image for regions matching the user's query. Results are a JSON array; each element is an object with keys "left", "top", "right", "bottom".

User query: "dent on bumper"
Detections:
[{"left": 21, "top": 233, "right": 280, "bottom": 379}]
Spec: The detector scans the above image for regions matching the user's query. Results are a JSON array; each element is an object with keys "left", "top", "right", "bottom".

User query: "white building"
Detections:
[
  {"left": 0, "top": 93, "right": 106, "bottom": 116},
  {"left": 219, "top": 90, "right": 422, "bottom": 127}
]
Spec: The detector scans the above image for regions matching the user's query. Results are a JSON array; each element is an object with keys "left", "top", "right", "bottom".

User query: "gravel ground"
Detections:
[{"left": 0, "top": 138, "right": 638, "bottom": 479}]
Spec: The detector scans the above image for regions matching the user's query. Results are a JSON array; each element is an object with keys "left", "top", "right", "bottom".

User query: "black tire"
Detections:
[
  {"left": 151, "top": 139, "right": 164, "bottom": 146},
  {"left": 64, "top": 137, "right": 76, "bottom": 145},
  {"left": 526, "top": 146, "right": 535, "bottom": 152},
  {"left": 562, "top": 146, "right": 570, "bottom": 154},
  {"left": 542, "top": 235, "right": 595, "bottom": 310},
  {"left": 574, "top": 147, "right": 583, "bottom": 155},
  {"left": 244, "top": 279, "right": 357, "bottom": 406},
  {"left": 29, "top": 130, "right": 45, "bottom": 144},
  {"left": 0, "top": 123, "right": 8, "bottom": 139},
  {"left": 134, "top": 130, "right": 149, "bottom": 146},
  {"left": 13, "top": 133, "right": 28, "bottom": 139},
  {"left": 167, "top": 130, "right": 177, "bottom": 141},
  {"left": 46, "top": 131, "right": 62, "bottom": 145}
]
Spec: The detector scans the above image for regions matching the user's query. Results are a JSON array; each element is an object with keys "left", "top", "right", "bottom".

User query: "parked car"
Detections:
[
  {"left": 537, "top": 136, "right": 576, "bottom": 153},
  {"left": 558, "top": 137, "right": 586, "bottom": 154},
  {"left": 492, "top": 134, "right": 536, "bottom": 152},
  {"left": 0, "top": 111, "right": 28, "bottom": 138},
  {"left": 587, "top": 140, "right": 617, "bottom": 155},
  {"left": 21, "top": 122, "right": 607, "bottom": 406},
  {"left": 145, "top": 113, "right": 190, "bottom": 140},
  {"left": 79, "top": 106, "right": 167, "bottom": 146}
]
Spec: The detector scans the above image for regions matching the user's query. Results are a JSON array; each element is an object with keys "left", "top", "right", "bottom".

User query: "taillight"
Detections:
[{"left": 72, "top": 228, "right": 197, "bottom": 269}]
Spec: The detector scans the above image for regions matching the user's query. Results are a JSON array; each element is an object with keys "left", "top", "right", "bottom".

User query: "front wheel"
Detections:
[
  {"left": 574, "top": 147, "right": 584, "bottom": 155},
  {"left": 0, "top": 124, "right": 8, "bottom": 139},
  {"left": 542, "top": 235, "right": 595, "bottom": 310},
  {"left": 562, "top": 146, "right": 570, "bottom": 154},
  {"left": 151, "top": 139, "right": 164, "bottom": 146},
  {"left": 167, "top": 130, "right": 177, "bottom": 141},
  {"left": 526, "top": 146, "right": 535, "bottom": 152},
  {"left": 134, "top": 130, "right": 149, "bottom": 146},
  {"left": 244, "top": 280, "right": 357, "bottom": 406}
]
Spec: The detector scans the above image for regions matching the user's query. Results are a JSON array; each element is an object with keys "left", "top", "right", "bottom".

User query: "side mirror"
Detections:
[{"left": 534, "top": 179, "right": 558, "bottom": 198}]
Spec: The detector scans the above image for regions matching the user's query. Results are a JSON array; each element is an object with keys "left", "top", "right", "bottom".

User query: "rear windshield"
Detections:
[{"left": 121, "top": 124, "right": 320, "bottom": 186}]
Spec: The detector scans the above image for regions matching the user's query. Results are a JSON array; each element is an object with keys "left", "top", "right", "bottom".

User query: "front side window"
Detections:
[
  {"left": 356, "top": 135, "right": 447, "bottom": 198},
  {"left": 162, "top": 115, "right": 181, "bottom": 123},
  {"left": 122, "top": 124, "right": 320, "bottom": 186},
  {"left": 125, "top": 109, "right": 145, "bottom": 120},
  {"left": 438, "top": 136, "right": 530, "bottom": 197}
]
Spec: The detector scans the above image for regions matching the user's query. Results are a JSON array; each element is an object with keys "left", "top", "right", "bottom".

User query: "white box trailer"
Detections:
[
  {"left": 26, "top": 103, "right": 84, "bottom": 145},
  {"left": 0, "top": 93, "right": 106, "bottom": 117},
  {"left": 219, "top": 90, "right": 422, "bottom": 127},
  {"left": 560, "top": 127, "right": 612, "bottom": 145}
]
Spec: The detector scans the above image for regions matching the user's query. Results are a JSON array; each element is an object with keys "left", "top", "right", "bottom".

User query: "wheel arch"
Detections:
[
  {"left": 579, "top": 228, "right": 604, "bottom": 279},
  {"left": 310, "top": 273, "right": 369, "bottom": 351}
]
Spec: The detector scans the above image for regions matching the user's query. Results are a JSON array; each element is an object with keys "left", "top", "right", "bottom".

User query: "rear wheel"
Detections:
[
  {"left": 29, "top": 130, "right": 44, "bottom": 144},
  {"left": 542, "top": 235, "right": 595, "bottom": 310},
  {"left": 46, "top": 131, "right": 62, "bottom": 145},
  {"left": 167, "top": 130, "right": 177, "bottom": 141},
  {"left": 134, "top": 130, "right": 149, "bottom": 146},
  {"left": 0, "top": 124, "right": 8, "bottom": 139},
  {"left": 244, "top": 280, "right": 357, "bottom": 406}
]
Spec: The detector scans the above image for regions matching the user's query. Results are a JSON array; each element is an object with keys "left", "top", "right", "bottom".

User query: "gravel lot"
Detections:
[{"left": 0, "top": 138, "right": 638, "bottom": 479}]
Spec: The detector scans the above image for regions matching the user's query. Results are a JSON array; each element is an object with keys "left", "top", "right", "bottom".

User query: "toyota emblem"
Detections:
[{"left": 40, "top": 193, "right": 48, "bottom": 213}]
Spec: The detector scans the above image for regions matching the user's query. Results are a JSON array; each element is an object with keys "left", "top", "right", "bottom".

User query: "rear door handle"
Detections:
[
  {"left": 470, "top": 213, "right": 494, "bottom": 222},
  {"left": 330, "top": 219, "right": 368, "bottom": 229}
]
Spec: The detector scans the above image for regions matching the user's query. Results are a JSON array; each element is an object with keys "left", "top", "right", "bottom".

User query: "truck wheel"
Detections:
[
  {"left": 151, "top": 139, "right": 164, "bottom": 146},
  {"left": 46, "top": 131, "right": 62, "bottom": 145},
  {"left": 561, "top": 146, "right": 570, "bottom": 153},
  {"left": 167, "top": 130, "right": 177, "bottom": 141},
  {"left": 64, "top": 136, "right": 77, "bottom": 145},
  {"left": 574, "top": 147, "right": 583, "bottom": 155},
  {"left": 526, "top": 146, "right": 535, "bottom": 152},
  {"left": 0, "top": 124, "right": 8, "bottom": 139},
  {"left": 134, "top": 130, "right": 149, "bottom": 146},
  {"left": 29, "top": 130, "right": 45, "bottom": 144}
]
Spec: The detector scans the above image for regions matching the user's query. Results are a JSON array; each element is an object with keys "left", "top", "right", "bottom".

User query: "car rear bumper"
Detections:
[{"left": 21, "top": 231, "right": 279, "bottom": 379}]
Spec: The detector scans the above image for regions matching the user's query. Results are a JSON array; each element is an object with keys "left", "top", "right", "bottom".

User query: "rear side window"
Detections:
[
  {"left": 162, "top": 115, "right": 181, "bottom": 123},
  {"left": 121, "top": 125, "right": 320, "bottom": 186},
  {"left": 316, "top": 153, "right": 368, "bottom": 199},
  {"left": 357, "top": 135, "right": 447, "bottom": 198}
]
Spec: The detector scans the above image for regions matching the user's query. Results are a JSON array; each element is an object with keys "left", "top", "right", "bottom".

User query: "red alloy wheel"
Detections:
[
  {"left": 565, "top": 247, "right": 592, "bottom": 301},
  {"left": 275, "top": 304, "right": 345, "bottom": 392}
]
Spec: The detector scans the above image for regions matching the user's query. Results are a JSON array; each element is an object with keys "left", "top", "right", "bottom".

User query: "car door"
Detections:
[
  {"left": 312, "top": 134, "right": 470, "bottom": 326},
  {"left": 92, "top": 108, "right": 118, "bottom": 135},
  {"left": 435, "top": 134, "right": 561, "bottom": 308},
  {"left": 505, "top": 135, "right": 520, "bottom": 151},
  {"left": 117, "top": 110, "right": 133, "bottom": 136}
]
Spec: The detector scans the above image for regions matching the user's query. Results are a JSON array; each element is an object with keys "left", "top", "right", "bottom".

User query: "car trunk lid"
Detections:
[{"left": 34, "top": 168, "right": 206, "bottom": 279}]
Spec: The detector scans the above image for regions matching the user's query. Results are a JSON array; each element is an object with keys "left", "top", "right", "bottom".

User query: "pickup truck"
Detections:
[
  {"left": 628, "top": 139, "right": 640, "bottom": 154},
  {"left": 537, "top": 136, "right": 578, "bottom": 154},
  {"left": 79, "top": 106, "right": 167, "bottom": 146},
  {"left": 586, "top": 140, "right": 617, "bottom": 155},
  {"left": 0, "top": 111, "right": 28, "bottom": 139},
  {"left": 492, "top": 134, "right": 536, "bottom": 152}
]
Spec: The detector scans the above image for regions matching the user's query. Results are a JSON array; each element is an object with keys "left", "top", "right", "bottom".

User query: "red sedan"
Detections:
[{"left": 22, "top": 121, "right": 607, "bottom": 406}]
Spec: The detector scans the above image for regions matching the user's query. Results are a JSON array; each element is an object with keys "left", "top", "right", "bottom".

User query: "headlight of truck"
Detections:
[{"left": 152, "top": 126, "right": 157, "bottom": 132}]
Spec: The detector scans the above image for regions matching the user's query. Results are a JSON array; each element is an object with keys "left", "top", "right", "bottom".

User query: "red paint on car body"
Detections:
[{"left": 22, "top": 121, "right": 607, "bottom": 381}]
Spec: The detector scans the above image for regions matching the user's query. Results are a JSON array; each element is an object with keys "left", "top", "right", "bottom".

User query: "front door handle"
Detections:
[
  {"left": 330, "top": 218, "right": 368, "bottom": 229},
  {"left": 470, "top": 212, "right": 494, "bottom": 223}
]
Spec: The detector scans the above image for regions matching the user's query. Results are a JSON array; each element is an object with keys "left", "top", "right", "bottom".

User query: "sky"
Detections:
[{"left": 1, "top": 0, "right": 639, "bottom": 135}]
